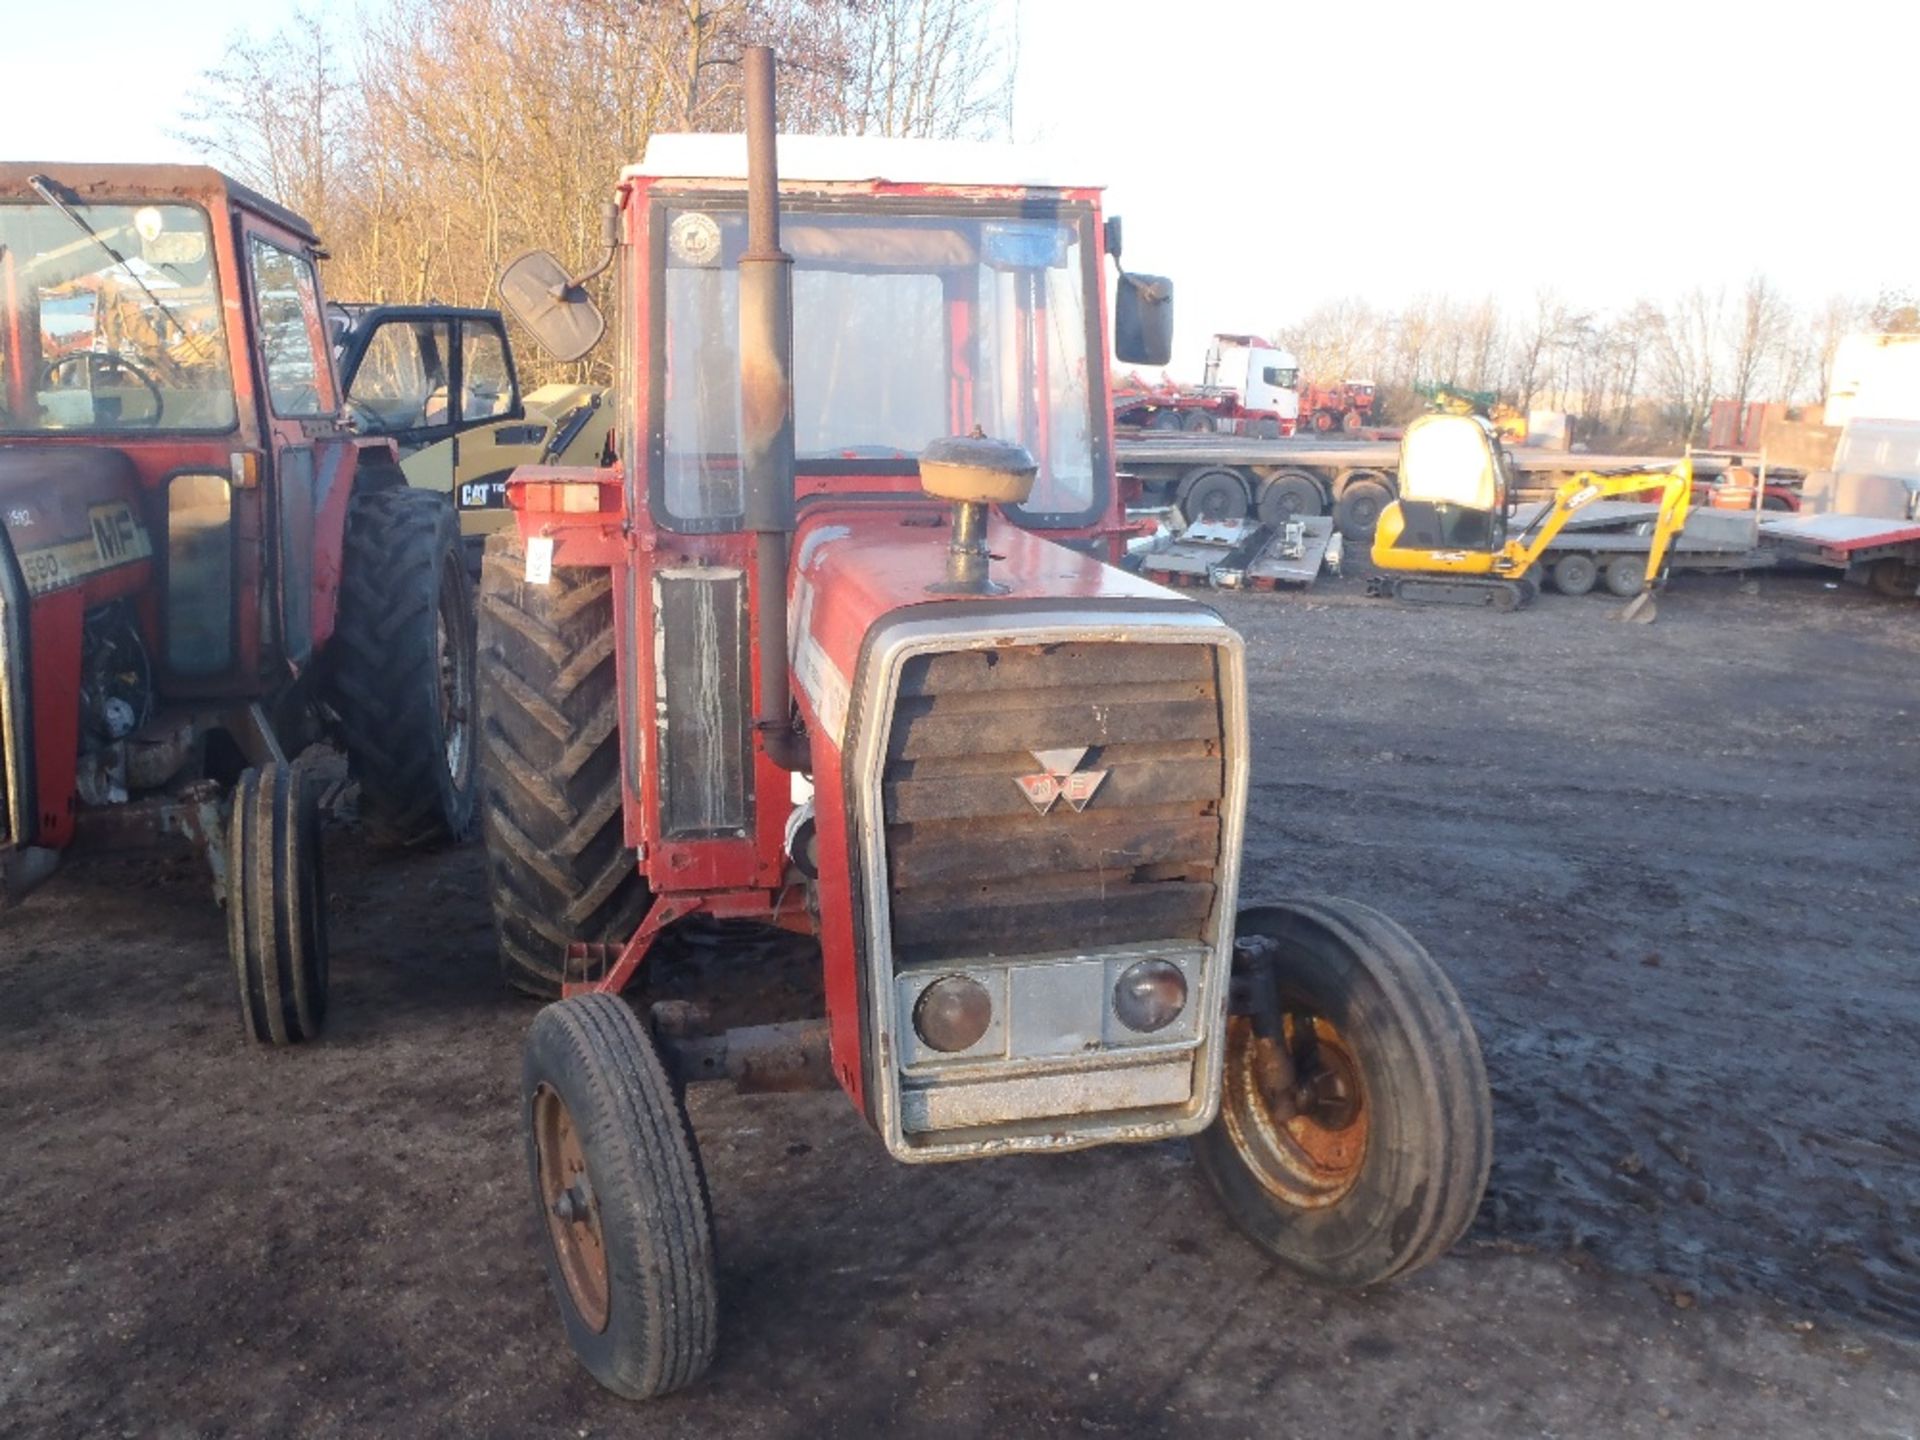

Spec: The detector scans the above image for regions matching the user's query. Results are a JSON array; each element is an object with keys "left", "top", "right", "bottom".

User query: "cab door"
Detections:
[
  {"left": 242, "top": 226, "right": 338, "bottom": 672},
  {"left": 336, "top": 308, "right": 523, "bottom": 487}
]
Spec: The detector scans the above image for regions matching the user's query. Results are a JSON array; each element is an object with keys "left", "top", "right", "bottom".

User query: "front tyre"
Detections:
[
  {"left": 1192, "top": 898, "right": 1492, "bottom": 1287},
  {"left": 523, "top": 995, "right": 718, "bottom": 1400},
  {"left": 229, "top": 762, "right": 328, "bottom": 1045}
]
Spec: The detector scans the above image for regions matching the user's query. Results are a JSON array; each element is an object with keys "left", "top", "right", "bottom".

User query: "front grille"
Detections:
[{"left": 881, "top": 641, "right": 1226, "bottom": 967}]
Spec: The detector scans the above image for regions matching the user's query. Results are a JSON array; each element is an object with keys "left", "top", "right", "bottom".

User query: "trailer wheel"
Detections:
[
  {"left": 1256, "top": 472, "right": 1325, "bottom": 525},
  {"left": 478, "top": 535, "right": 653, "bottom": 997},
  {"left": 1550, "top": 553, "right": 1597, "bottom": 596},
  {"left": 1177, "top": 468, "right": 1251, "bottom": 524},
  {"left": 1867, "top": 558, "right": 1919, "bottom": 599},
  {"left": 331, "top": 487, "right": 478, "bottom": 847},
  {"left": 1146, "top": 408, "right": 1182, "bottom": 432},
  {"left": 1332, "top": 477, "right": 1393, "bottom": 540},
  {"left": 524, "top": 994, "right": 717, "bottom": 1399},
  {"left": 1602, "top": 555, "right": 1647, "bottom": 597},
  {"left": 1181, "top": 410, "right": 1215, "bottom": 433},
  {"left": 1193, "top": 899, "right": 1492, "bottom": 1288},
  {"left": 229, "top": 762, "right": 329, "bottom": 1046}
]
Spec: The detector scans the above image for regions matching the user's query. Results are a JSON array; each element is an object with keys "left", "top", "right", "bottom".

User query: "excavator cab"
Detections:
[{"left": 1385, "top": 412, "right": 1512, "bottom": 553}]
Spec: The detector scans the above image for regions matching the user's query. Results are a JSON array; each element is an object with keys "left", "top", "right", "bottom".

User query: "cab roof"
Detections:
[
  {"left": 626, "top": 134, "right": 1099, "bottom": 192},
  {"left": 0, "top": 162, "right": 320, "bottom": 245}
]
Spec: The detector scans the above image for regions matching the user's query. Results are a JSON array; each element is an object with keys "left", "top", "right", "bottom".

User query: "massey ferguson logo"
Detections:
[{"left": 1015, "top": 747, "right": 1109, "bottom": 815}]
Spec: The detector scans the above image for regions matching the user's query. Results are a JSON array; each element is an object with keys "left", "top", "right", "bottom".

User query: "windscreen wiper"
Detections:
[{"left": 26, "top": 172, "right": 190, "bottom": 343}]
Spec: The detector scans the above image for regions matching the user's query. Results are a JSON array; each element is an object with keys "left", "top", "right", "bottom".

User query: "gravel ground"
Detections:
[{"left": 2, "top": 566, "right": 1917, "bottom": 1438}]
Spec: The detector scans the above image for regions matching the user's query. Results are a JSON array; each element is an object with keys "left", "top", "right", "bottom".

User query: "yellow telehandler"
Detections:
[{"left": 1368, "top": 412, "right": 1691, "bottom": 621}]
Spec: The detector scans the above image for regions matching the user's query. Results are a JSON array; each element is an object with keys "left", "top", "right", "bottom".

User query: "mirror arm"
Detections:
[
  {"left": 548, "top": 248, "right": 614, "bottom": 301},
  {"left": 551, "top": 202, "right": 623, "bottom": 299}
]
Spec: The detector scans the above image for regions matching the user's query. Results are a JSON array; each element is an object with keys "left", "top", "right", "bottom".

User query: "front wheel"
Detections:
[
  {"left": 1192, "top": 899, "right": 1492, "bottom": 1288},
  {"left": 524, "top": 995, "right": 718, "bottom": 1399},
  {"left": 229, "top": 762, "right": 328, "bottom": 1045}
]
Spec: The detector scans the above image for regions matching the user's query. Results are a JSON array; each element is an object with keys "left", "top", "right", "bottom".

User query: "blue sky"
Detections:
[{"left": 8, "top": 0, "right": 1914, "bottom": 377}]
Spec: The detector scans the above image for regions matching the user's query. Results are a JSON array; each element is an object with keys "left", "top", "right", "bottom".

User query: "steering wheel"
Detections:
[{"left": 40, "top": 351, "right": 165, "bottom": 427}]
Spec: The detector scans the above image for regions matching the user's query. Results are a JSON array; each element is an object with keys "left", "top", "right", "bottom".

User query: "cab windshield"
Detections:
[
  {"left": 657, "top": 200, "right": 1101, "bottom": 529},
  {"left": 0, "top": 199, "right": 237, "bottom": 433}
]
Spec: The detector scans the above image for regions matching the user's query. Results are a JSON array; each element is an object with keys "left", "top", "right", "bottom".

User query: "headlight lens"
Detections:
[
  {"left": 1113, "top": 958, "right": 1188, "bottom": 1033},
  {"left": 913, "top": 974, "right": 993, "bottom": 1053}
]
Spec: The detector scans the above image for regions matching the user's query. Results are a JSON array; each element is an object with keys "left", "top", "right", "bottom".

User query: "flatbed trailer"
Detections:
[
  {"left": 1512, "top": 502, "right": 1774, "bottom": 598},
  {"left": 1116, "top": 434, "right": 1777, "bottom": 539},
  {"left": 1759, "top": 511, "right": 1920, "bottom": 597}
]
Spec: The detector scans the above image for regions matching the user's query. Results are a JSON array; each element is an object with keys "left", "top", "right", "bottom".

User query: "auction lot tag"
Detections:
[{"left": 524, "top": 535, "right": 554, "bottom": 585}]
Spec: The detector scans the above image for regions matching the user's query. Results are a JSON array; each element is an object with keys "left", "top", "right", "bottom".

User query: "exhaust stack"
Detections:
[{"left": 739, "top": 45, "right": 807, "bottom": 771}]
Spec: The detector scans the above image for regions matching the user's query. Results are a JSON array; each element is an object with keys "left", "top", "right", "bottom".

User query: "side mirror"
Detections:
[
  {"left": 1103, "top": 215, "right": 1123, "bottom": 260},
  {"left": 1114, "top": 272, "right": 1174, "bottom": 366},
  {"left": 498, "top": 249, "right": 605, "bottom": 363}
]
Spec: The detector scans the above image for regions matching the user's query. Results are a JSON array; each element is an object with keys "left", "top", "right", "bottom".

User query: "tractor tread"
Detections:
[
  {"left": 330, "top": 487, "right": 478, "bottom": 846},
  {"left": 479, "top": 534, "right": 649, "bottom": 997}
]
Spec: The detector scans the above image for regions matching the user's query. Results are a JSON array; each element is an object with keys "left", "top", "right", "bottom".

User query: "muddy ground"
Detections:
[{"left": 3, "top": 567, "right": 1917, "bottom": 1438}]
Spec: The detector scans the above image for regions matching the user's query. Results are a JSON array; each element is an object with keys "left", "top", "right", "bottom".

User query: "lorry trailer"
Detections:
[{"left": 1117, "top": 433, "right": 1782, "bottom": 539}]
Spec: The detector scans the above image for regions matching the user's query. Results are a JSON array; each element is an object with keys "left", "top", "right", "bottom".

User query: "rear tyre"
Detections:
[
  {"left": 1146, "top": 408, "right": 1183, "bottom": 432},
  {"left": 523, "top": 994, "right": 717, "bottom": 1399},
  {"left": 1332, "top": 478, "right": 1394, "bottom": 541},
  {"left": 1256, "top": 472, "right": 1324, "bottom": 526},
  {"left": 1312, "top": 410, "right": 1336, "bottom": 433},
  {"left": 1550, "top": 552, "right": 1597, "bottom": 596},
  {"left": 478, "top": 534, "right": 651, "bottom": 997},
  {"left": 1193, "top": 899, "right": 1492, "bottom": 1288},
  {"left": 229, "top": 762, "right": 329, "bottom": 1045},
  {"left": 1177, "top": 468, "right": 1251, "bottom": 525},
  {"left": 331, "top": 487, "right": 478, "bottom": 846},
  {"left": 1181, "top": 410, "right": 1216, "bottom": 433},
  {"left": 1602, "top": 554, "right": 1647, "bottom": 597},
  {"left": 1341, "top": 410, "right": 1363, "bottom": 433}
]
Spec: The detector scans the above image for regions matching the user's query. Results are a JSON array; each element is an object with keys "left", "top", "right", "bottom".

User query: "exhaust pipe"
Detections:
[{"left": 739, "top": 45, "right": 807, "bottom": 772}]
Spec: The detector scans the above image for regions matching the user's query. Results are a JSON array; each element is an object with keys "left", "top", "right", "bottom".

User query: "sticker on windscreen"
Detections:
[{"left": 669, "top": 213, "right": 723, "bottom": 268}]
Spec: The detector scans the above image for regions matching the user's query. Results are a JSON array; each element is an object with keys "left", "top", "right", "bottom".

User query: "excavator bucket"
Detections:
[{"left": 1616, "top": 590, "right": 1658, "bottom": 624}]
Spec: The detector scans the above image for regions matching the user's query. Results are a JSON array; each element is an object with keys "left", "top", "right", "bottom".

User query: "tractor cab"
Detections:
[{"left": 0, "top": 165, "right": 477, "bottom": 1044}]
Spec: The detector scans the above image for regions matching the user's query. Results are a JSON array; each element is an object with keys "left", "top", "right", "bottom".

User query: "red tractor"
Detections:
[
  {"left": 1300, "top": 379, "right": 1377, "bottom": 433},
  {"left": 482, "top": 49, "right": 1492, "bottom": 1398},
  {"left": 0, "top": 164, "right": 478, "bottom": 1040}
]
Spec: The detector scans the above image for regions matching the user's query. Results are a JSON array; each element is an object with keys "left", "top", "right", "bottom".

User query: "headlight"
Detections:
[
  {"left": 913, "top": 974, "right": 993, "bottom": 1053},
  {"left": 1113, "top": 958, "right": 1188, "bottom": 1033}
]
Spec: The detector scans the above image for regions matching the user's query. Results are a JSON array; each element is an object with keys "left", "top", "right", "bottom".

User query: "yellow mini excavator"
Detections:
[{"left": 1368, "top": 412, "right": 1691, "bottom": 621}]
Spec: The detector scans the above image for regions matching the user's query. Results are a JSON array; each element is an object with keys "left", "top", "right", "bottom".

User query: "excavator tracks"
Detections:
[{"left": 1366, "top": 574, "right": 1537, "bottom": 611}]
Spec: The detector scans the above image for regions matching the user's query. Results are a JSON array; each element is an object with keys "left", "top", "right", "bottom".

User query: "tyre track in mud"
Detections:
[{"left": 1218, "top": 572, "right": 1920, "bottom": 1336}]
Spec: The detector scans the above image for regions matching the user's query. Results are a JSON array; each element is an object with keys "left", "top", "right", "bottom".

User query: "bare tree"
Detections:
[
  {"left": 1722, "top": 274, "right": 1793, "bottom": 416},
  {"left": 173, "top": 11, "right": 348, "bottom": 227},
  {"left": 1653, "top": 287, "right": 1723, "bottom": 443},
  {"left": 175, "top": 0, "right": 1013, "bottom": 385},
  {"left": 1273, "top": 297, "right": 1389, "bottom": 395},
  {"left": 1868, "top": 287, "right": 1920, "bottom": 333},
  {"left": 833, "top": 0, "right": 1011, "bottom": 138}
]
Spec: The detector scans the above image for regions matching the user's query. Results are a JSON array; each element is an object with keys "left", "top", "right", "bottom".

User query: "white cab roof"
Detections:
[{"left": 627, "top": 134, "right": 1098, "bottom": 191}]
